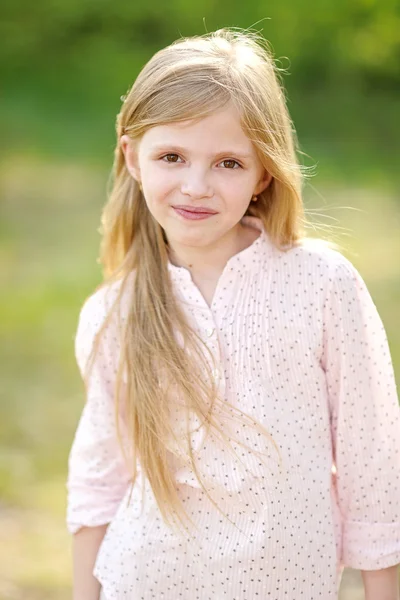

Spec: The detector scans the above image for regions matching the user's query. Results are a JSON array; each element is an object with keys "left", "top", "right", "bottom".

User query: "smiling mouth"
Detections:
[
  {"left": 172, "top": 205, "right": 218, "bottom": 220},
  {"left": 172, "top": 205, "right": 218, "bottom": 214}
]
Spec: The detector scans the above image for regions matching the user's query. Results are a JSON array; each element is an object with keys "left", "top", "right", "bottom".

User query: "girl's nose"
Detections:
[{"left": 180, "top": 167, "right": 213, "bottom": 199}]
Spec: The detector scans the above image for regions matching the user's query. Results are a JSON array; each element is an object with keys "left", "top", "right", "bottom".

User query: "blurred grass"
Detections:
[{"left": 0, "top": 155, "right": 399, "bottom": 598}]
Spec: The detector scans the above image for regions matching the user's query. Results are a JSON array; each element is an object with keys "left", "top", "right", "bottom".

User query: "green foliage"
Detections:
[
  {"left": 2, "top": 0, "right": 399, "bottom": 82},
  {"left": 1, "top": 0, "right": 399, "bottom": 171}
]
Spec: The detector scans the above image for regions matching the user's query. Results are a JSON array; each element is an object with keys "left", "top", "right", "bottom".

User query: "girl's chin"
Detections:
[{"left": 169, "top": 234, "right": 212, "bottom": 248}]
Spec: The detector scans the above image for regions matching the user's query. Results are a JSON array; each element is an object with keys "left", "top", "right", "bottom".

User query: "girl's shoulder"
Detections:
[
  {"left": 270, "top": 239, "right": 375, "bottom": 328},
  {"left": 266, "top": 235, "right": 370, "bottom": 307},
  {"left": 78, "top": 272, "right": 135, "bottom": 333},
  {"left": 278, "top": 236, "right": 361, "bottom": 282},
  {"left": 74, "top": 273, "right": 135, "bottom": 376}
]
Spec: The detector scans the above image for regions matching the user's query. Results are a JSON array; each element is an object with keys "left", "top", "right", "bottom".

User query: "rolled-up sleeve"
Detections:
[
  {"left": 67, "top": 290, "right": 132, "bottom": 534},
  {"left": 322, "top": 255, "right": 400, "bottom": 570}
]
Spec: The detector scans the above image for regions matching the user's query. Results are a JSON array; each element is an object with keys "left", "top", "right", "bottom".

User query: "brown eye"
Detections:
[
  {"left": 163, "top": 154, "right": 180, "bottom": 163},
  {"left": 221, "top": 159, "right": 240, "bottom": 169}
]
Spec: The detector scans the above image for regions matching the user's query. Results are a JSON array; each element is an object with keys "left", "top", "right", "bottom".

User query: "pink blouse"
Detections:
[{"left": 67, "top": 216, "right": 400, "bottom": 599}]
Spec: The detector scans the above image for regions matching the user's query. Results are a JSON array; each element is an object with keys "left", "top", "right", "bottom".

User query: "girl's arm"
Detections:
[
  {"left": 68, "top": 291, "right": 132, "bottom": 589},
  {"left": 73, "top": 524, "right": 108, "bottom": 600},
  {"left": 362, "top": 565, "right": 399, "bottom": 600},
  {"left": 321, "top": 255, "right": 400, "bottom": 572}
]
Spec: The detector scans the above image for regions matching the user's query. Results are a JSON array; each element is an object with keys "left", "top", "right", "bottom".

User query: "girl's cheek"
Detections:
[{"left": 148, "top": 180, "right": 177, "bottom": 203}]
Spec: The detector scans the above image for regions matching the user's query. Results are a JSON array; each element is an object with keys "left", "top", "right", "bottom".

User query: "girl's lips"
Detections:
[{"left": 172, "top": 206, "right": 218, "bottom": 221}]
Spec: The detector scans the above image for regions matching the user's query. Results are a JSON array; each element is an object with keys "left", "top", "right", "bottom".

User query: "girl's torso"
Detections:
[{"left": 94, "top": 218, "right": 344, "bottom": 599}]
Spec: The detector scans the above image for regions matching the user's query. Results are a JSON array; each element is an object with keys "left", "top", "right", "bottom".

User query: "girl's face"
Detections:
[{"left": 121, "top": 103, "right": 271, "bottom": 252}]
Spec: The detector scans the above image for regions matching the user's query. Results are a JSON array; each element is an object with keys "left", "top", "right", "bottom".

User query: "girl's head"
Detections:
[
  {"left": 97, "top": 29, "right": 301, "bottom": 532},
  {"left": 121, "top": 102, "right": 273, "bottom": 253},
  {"left": 104, "top": 29, "right": 304, "bottom": 275}
]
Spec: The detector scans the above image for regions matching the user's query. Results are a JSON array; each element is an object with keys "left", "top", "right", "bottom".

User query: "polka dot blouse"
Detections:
[{"left": 67, "top": 216, "right": 400, "bottom": 599}]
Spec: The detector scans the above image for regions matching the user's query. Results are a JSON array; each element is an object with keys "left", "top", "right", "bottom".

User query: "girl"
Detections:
[{"left": 67, "top": 29, "right": 400, "bottom": 600}]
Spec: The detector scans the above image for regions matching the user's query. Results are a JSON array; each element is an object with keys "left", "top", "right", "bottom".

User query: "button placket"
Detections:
[
  {"left": 207, "top": 326, "right": 226, "bottom": 395},
  {"left": 196, "top": 311, "right": 225, "bottom": 393},
  {"left": 170, "top": 264, "right": 228, "bottom": 395}
]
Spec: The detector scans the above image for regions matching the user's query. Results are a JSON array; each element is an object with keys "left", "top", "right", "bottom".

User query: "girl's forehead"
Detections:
[{"left": 140, "top": 105, "right": 254, "bottom": 153}]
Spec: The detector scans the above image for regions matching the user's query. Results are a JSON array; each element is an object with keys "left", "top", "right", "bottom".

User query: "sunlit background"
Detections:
[{"left": 1, "top": 2, "right": 399, "bottom": 598}]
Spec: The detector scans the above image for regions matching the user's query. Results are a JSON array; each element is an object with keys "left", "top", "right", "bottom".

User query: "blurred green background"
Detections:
[{"left": 1, "top": 1, "right": 399, "bottom": 598}]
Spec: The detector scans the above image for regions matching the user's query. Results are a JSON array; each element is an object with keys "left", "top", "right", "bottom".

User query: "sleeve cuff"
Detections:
[
  {"left": 67, "top": 516, "right": 111, "bottom": 535},
  {"left": 342, "top": 519, "right": 400, "bottom": 570},
  {"left": 66, "top": 491, "right": 125, "bottom": 535}
]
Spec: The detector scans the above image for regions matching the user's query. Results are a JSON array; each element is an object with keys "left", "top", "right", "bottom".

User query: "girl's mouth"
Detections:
[{"left": 172, "top": 205, "right": 218, "bottom": 221}]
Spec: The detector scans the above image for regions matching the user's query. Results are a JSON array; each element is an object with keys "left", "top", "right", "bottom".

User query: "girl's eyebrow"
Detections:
[{"left": 149, "top": 144, "right": 252, "bottom": 160}]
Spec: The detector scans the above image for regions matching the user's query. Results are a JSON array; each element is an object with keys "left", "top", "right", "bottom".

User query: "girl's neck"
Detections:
[{"left": 167, "top": 222, "right": 260, "bottom": 281}]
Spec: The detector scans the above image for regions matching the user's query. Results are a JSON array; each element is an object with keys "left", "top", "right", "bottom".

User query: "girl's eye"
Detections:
[
  {"left": 220, "top": 159, "right": 241, "bottom": 169},
  {"left": 160, "top": 155, "right": 241, "bottom": 168},
  {"left": 161, "top": 154, "right": 182, "bottom": 163}
]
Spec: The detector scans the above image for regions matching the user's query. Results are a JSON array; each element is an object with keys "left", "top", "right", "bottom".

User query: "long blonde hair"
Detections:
[{"left": 87, "top": 28, "right": 307, "bottom": 533}]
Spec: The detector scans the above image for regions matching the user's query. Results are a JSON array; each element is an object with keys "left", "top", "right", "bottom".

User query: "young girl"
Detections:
[{"left": 67, "top": 29, "right": 400, "bottom": 600}]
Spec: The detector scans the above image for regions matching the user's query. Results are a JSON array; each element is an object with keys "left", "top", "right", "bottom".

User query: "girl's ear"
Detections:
[
  {"left": 254, "top": 170, "right": 273, "bottom": 196},
  {"left": 120, "top": 134, "right": 141, "bottom": 183}
]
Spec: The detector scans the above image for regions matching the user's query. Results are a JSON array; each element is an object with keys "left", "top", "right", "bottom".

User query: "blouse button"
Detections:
[{"left": 206, "top": 327, "right": 215, "bottom": 337}]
